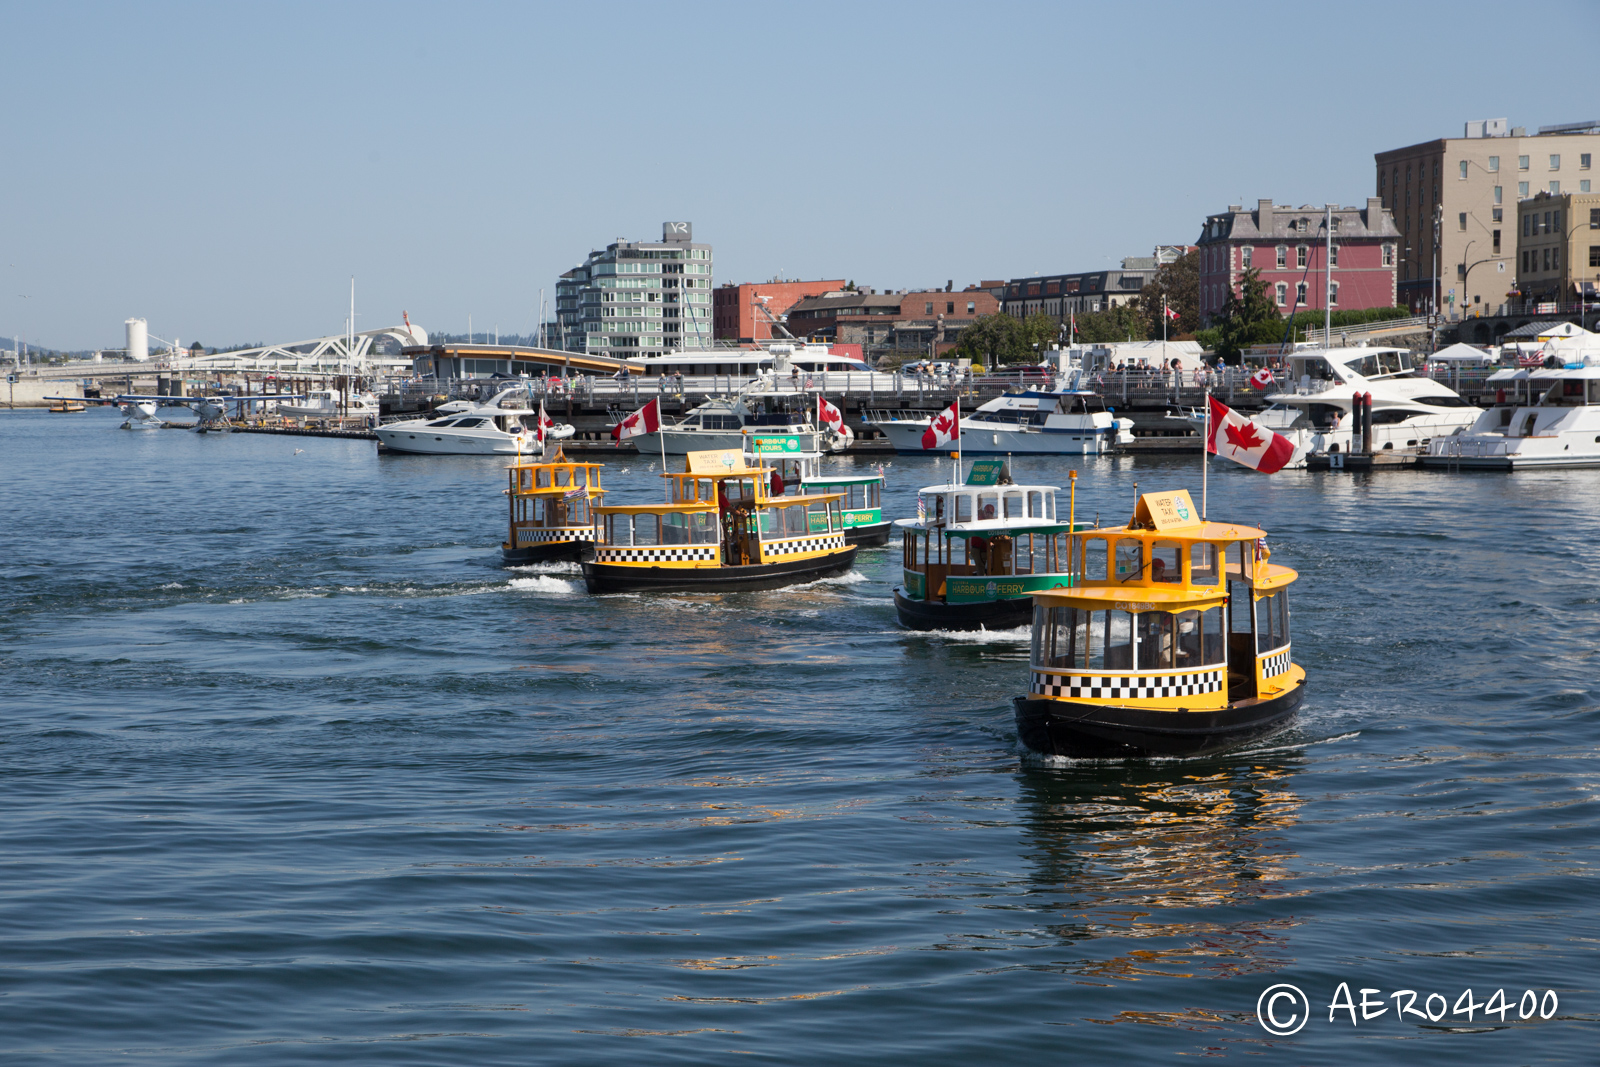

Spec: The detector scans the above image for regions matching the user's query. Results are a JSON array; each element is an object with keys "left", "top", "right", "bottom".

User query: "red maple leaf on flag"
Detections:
[{"left": 1224, "top": 421, "right": 1264, "bottom": 451}]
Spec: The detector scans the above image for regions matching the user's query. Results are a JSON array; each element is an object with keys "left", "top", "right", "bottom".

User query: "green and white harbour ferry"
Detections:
[
  {"left": 893, "top": 461, "right": 1083, "bottom": 630},
  {"left": 743, "top": 436, "right": 890, "bottom": 546}
]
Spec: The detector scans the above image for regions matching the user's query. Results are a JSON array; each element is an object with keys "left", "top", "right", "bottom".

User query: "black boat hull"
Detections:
[
  {"left": 1013, "top": 678, "right": 1305, "bottom": 758},
  {"left": 501, "top": 540, "right": 592, "bottom": 565},
  {"left": 582, "top": 548, "right": 858, "bottom": 594},
  {"left": 893, "top": 587, "right": 1034, "bottom": 631},
  {"left": 845, "top": 522, "right": 892, "bottom": 547}
]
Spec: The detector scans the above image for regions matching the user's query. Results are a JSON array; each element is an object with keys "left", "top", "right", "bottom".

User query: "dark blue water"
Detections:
[{"left": 1, "top": 409, "right": 1596, "bottom": 1064}]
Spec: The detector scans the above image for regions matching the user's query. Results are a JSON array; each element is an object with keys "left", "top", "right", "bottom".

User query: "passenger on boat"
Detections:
[{"left": 771, "top": 469, "right": 785, "bottom": 496}]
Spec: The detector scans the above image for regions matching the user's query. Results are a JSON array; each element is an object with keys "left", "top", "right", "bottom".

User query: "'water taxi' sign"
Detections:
[
  {"left": 965, "top": 459, "right": 1009, "bottom": 485},
  {"left": 1134, "top": 490, "right": 1202, "bottom": 531},
  {"left": 751, "top": 435, "right": 804, "bottom": 454}
]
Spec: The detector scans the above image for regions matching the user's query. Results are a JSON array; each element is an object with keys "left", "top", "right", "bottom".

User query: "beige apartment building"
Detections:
[
  {"left": 1515, "top": 191, "right": 1600, "bottom": 303},
  {"left": 1375, "top": 119, "right": 1600, "bottom": 316}
]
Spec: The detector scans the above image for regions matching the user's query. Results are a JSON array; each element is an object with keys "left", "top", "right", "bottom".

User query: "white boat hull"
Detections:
[
  {"left": 875, "top": 420, "right": 1117, "bottom": 456},
  {"left": 375, "top": 425, "right": 542, "bottom": 455}
]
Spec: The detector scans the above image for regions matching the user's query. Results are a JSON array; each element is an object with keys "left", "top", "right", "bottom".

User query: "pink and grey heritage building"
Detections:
[{"left": 1194, "top": 199, "right": 1401, "bottom": 326}]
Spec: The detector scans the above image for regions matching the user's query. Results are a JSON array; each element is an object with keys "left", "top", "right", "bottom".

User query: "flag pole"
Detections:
[
  {"left": 955, "top": 397, "right": 962, "bottom": 484},
  {"left": 1201, "top": 386, "right": 1209, "bottom": 521},
  {"left": 657, "top": 400, "right": 669, "bottom": 502}
]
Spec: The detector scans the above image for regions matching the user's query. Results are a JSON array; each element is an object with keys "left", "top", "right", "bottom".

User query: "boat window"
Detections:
[
  {"left": 453, "top": 417, "right": 487, "bottom": 428},
  {"left": 1003, "top": 491, "right": 1024, "bottom": 518},
  {"left": 977, "top": 492, "right": 998, "bottom": 521},
  {"left": 1046, "top": 494, "right": 1055, "bottom": 520},
  {"left": 1151, "top": 540, "right": 1181, "bottom": 582},
  {"left": 869, "top": 482, "right": 881, "bottom": 508},
  {"left": 954, "top": 494, "right": 972, "bottom": 523},
  {"left": 1014, "top": 534, "right": 1034, "bottom": 575},
  {"left": 1135, "top": 611, "right": 1177, "bottom": 670},
  {"left": 1039, "top": 606, "right": 1131, "bottom": 671},
  {"left": 1027, "top": 491, "right": 1043, "bottom": 517},
  {"left": 567, "top": 498, "right": 590, "bottom": 526},
  {"left": 829, "top": 500, "right": 843, "bottom": 532},
  {"left": 1190, "top": 543, "right": 1220, "bottom": 585},
  {"left": 633, "top": 513, "right": 661, "bottom": 546},
  {"left": 1082, "top": 537, "right": 1107, "bottom": 580},
  {"left": 1255, "top": 590, "right": 1290, "bottom": 653},
  {"left": 553, "top": 468, "right": 571, "bottom": 486},
  {"left": 426, "top": 418, "right": 456, "bottom": 427},
  {"left": 1100, "top": 610, "right": 1134, "bottom": 669},
  {"left": 604, "top": 514, "right": 630, "bottom": 546},
  {"left": 848, "top": 484, "right": 865, "bottom": 509},
  {"left": 661, "top": 513, "right": 690, "bottom": 544},
  {"left": 806, "top": 499, "right": 833, "bottom": 533},
  {"left": 1114, "top": 539, "right": 1144, "bottom": 581},
  {"left": 1180, "top": 607, "right": 1226, "bottom": 666}
]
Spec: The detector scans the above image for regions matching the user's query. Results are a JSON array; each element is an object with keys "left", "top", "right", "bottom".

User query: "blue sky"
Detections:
[{"left": 2, "top": 0, "right": 1593, "bottom": 350}]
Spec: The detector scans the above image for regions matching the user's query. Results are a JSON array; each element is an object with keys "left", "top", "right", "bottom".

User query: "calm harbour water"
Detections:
[{"left": 1, "top": 409, "right": 1597, "bottom": 1065}]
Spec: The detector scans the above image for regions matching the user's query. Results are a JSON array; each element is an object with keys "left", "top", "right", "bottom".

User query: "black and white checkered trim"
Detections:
[
  {"left": 594, "top": 545, "right": 718, "bottom": 563},
  {"left": 1030, "top": 668, "right": 1224, "bottom": 700},
  {"left": 1259, "top": 648, "right": 1290, "bottom": 678},
  {"left": 515, "top": 526, "right": 594, "bottom": 546},
  {"left": 763, "top": 533, "right": 847, "bottom": 557}
]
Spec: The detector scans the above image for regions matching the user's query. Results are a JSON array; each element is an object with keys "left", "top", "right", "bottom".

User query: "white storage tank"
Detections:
[{"left": 125, "top": 318, "right": 148, "bottom": 362}]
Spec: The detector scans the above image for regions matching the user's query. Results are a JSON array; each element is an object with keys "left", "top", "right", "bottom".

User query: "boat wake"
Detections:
[
  {"left": 910, "top": 625, "right": 1032, "bottom": 644},
  {"left": 508, "top": 575, "right": 582, "bottom": 596}
]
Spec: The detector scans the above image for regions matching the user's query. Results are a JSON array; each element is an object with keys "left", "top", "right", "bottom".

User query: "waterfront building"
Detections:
[
  {"left": 1001, "top": 248, "right": 1189, "bottom": 322},
  {"left": 1194, "top": 201, "right": 1399, "bottom": 326},
  {"left": 786, "top": 285, "right": 1001, "bottom": 361},
  {"left": 1374, "top": 119, "right": 1600, "bottom": 315},
  {"left": 1514, "top": 190, "right": 1600, "bottom": 304},
  {"left": 712, "top": 279, "right": 845, "bottom": 343},
  {"left": 555, "top": 223, "right": 713, "bottom": 358}
]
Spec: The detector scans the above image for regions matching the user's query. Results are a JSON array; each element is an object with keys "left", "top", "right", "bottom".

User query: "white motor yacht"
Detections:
[
  {"left": 1422, "top": 332, "right": 1600, "bottom": 468},
  {"left": 868, "top": 390, "right": 1133, "bottom": 455},
  {"left": 1178, "top": 346, "right": 1479, "bottom": 467},
  {"left": 277, "top": 389, "right": 380, "bottom": 419},
  {"left": 375, "top": 387, "right": 570, "bottom": 455}
]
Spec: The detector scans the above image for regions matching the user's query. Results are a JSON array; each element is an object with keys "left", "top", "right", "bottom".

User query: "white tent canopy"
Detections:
[{"left": 1429, "top": 342, "right": 1494, "bottom": 362}]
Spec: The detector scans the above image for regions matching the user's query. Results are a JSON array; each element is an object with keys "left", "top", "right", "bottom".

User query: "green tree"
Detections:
[
  {"left": 1135, "top": 249, "right": 1200, "bottom": 338},
  {"left": 1020, "top": 311, "right": 1060, "bottom": 355},
  {"left": 1212, "top": 268, "right": 1281, "bottom": 364},
  {"left": 1073, "top": 303, "right": 1147, "bottom": 344},
  {"left": 955, "top": 313, "right": 1030, "bottom": 365}
]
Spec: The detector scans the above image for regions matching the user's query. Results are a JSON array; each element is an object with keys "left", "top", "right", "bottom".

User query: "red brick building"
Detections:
[
  {"left": 713, "top": 279, "right": 846, "bottom": 342},
  {"left": 787, "top": 285, "right": 1002, "bottom": 360},
  {"left": 1195, "top": 199, "right": 1400, "bottom": 325}
]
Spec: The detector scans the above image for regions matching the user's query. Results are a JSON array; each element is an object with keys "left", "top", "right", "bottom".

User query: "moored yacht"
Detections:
[
  {"left": 1180, "top": 346, "right": 1479, "bottom": 467},
  {"left": 376, "top": 386, "right": 569, "bottom": 455},
  {"left": 869, "top": 391, "right": 1133, "bottom": 456},
  {"left": 1422, "top": 364, "right": 1600, "bottom": 469},
  {"left": 277, "top": 389, "right": 380, "bottom": 419}
]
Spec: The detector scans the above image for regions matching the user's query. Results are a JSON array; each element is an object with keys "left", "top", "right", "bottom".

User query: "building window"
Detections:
[
  {"left": 1543, "top": 248, "right": 1551, "bottom": 271},
  {"left": 1519, "top": 155, "right": 1530, "bottom": 170},
  {"left": 1583, "top": 154, "right": 1593, "bottom": 170},
  {"left": 1382, "top": 244, "right": 1395, "bottom": 266},
  {"left": 1275, "top": 283, "right": 1287, "bottom": 306},
  {"left": 946, "top": 301, "right": 954, "bottom": 314},
  {"left": 1583, "top": 181, "right": 1593, "bottom": 193},
  {"left": 1459, "top": 160, "right": 1468, "bottom": 179},
  {"left": 1554, "top": 247, "right": 1561, "bottom": 271},
  {"left": 1380, "top": 172, "right": 1387, "bottom": 190},
  {"left": 1519, "top": 181, "right": 1529, "bottom": 198},
  {"left": 1493, "top": 229, "right": 1501, "bottom": 253},
  {"left": 1459, "top": 212, "right": 1467, "bottom": 231},
  {"left": 924, "top": 302, "right": 933, "bottom": 315},
  {"left": 1330, "top": 245, "right": 1339, "bottom": 267},
  {"left": 966, "top": 301, "right": 975, "bottom": 314},
  {"left": 1493, "top": 185, "right": 1502, "bottom": 205},
  {"left": 1295, "top": 282, "right": 1307, "bottom": 305},
  {"left": 1296, "top": 244, "right": 1308, "bottom": 268},
  {"left": 1550, "top": 181, "right": 1561, "bottom": 195},
  {"left": 1591, "top": 208, "right": 1600, "bottom": 229},
  {"left": 1330, "top": 282, "right": 1339, "bottom": 305},
  {"left": 1276, "top": 245, "right": 1287, "bottom": 268},
  {"left": 1590, "top": 247, "right": 1600, "bottom": 268},
  {"left": 1241, "top": 246, "right": 1253, "bottom": 268},
  {"left": 1493, "top": 208, "right": 1503, "bottom": 222},
  {"left": 1489, "top": 156, "right": 1500, "bottom": 172},
  {"left": 1457, "top": 263, "right": 1466, "bottom": 279},
  {"left": 1550, "top": 154, "right": 1561, "bottom": 171},
  {"left": 1330, "top": 217, "right": 1340, "bottom": 233}
]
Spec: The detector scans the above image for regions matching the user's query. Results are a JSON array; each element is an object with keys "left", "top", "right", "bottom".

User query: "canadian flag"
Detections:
[
  {"left": 610, "top": 398, "right": 660, "bottom": 443},
  {"left": 1249, "top": 366, "right": 1276, "bottom": 390},
  {"left": 817, "top": 395, "right": 844, "bottom": 432},
  {"left": 1207, "top": 396, "right": 1294, "bottom": 473},
  {"left": 536, "top": 401, "right": 556, "bottom": 444},
  {"left": 921, "top": 399, "right": 960, "bottom": 450},
  {"left": 1164, "top": 303, "right": 1179, "bottom": 321}
]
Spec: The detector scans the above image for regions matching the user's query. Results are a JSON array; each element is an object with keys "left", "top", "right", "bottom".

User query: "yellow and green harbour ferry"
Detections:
[
  {"left": 581, "top": 449, "right": 858, "bottom": 594},
  {"left": 744, "top": 436, "right": 890, "bottom": 546},
  {"left": 501, "top": 447, "right": 607, "bottom": 564},
  {"left": 893, "top": 462, "right": 1081, "bottom": 630},
  {"left": 1014, "top": 489, "right": 1305, "bottom": 758}
]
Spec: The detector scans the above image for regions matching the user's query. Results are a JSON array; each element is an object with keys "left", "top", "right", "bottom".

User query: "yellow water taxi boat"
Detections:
[
  {"left": 581, "top": 448, "right": 857, "bottom": 594},
  {"left": 48, "top": 401, "right": 87, "bottom": 413},
  {"left": 501, "top": 447, "right": 606, "bottom": 564},
  {"left": 1014, "top": 489, "right": 1305, "bottom": 758}
]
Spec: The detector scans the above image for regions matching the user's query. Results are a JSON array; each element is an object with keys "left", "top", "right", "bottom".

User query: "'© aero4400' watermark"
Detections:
[{"left": 1256, "top": 982, "right": 1560, "bottom": 1036}]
